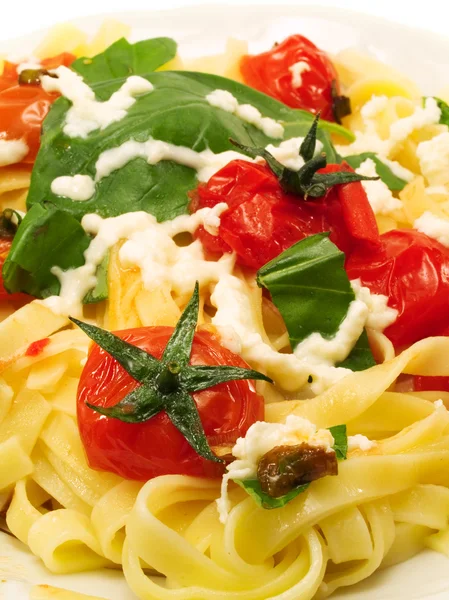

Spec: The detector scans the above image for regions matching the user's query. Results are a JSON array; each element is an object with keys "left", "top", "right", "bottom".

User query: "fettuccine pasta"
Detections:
[{"left": 1, "top": 18, "right": 449, "bottom": 600}]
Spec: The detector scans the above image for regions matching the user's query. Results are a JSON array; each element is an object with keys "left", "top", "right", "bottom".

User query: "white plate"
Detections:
[{"left": 1, "top": 5, "right": 449, "bottom": 600}]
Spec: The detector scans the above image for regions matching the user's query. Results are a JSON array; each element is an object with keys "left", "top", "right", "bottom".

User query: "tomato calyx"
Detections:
[
  {"left": 230, "top": 114, "right": 378, "bottom": 199},
  {"left": 330, "top": 80, "right": 351, "bottom": 125},
  {"left": 71, "top": 282, "right": 271, "bottom": 464}
]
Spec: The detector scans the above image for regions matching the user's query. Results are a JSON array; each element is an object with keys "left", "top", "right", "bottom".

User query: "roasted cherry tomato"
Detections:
[
  {"left": 191, "top": 159, "right": 379, "bottom": 270},
  {"left": 240, "top": 35, "right": 341, "bottom": 121},
  {"left": 0, "top": 52, "right": 75, "bottom": 164},
  {"left": 77, "top": 327, "right": 264, "bottom": 481},
  {"left": 346, "top": 229, "right": 449, "bottom": 349}
]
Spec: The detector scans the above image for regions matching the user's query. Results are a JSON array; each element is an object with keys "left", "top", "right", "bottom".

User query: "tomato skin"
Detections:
[
  {"left": 346, "top": 229, "right": 449, "bottom": 348},
  {"left": 77, "top": 327, "right": 264, "bottom": 481},
  {"left": 0, "top": 53, "right": 75, "bottom": 164},
  {"left": 240, "top": 35, "right": 340, "bottom": 121},
  {"left": 192, "top": 160, "right": 379, "bottom": 270}
]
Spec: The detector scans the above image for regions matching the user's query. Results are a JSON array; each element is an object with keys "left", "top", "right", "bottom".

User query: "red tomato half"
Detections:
[
  {"left": 192, "top": 160, "right": 379, "bottom": 270},
  {"left": 77, "top": 327, "right": 264, "bottom": 481},
  {"left": 0, "top": 52, "right": 75, "bottom": 164},
  {"left": 240, "top": 35, "right": 340, "bottom": 121},
  {"left": 346, "top": 229, "right": 449, "bottom": 349}
]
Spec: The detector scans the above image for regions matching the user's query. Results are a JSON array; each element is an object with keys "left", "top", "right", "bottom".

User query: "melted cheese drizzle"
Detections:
[
  {"left": 0, "top": 139, "right": 29, "bottom": 167},
  {"left": 210, "top": 274, "right": 397, "bottom": 395},
  {"left": 51, "top": 139, "right": 255, "bottom": 201},
  {"left": 41, "top": 204, "right": 230, "bottom": 317},
  {"left": 41, "top": 66, "right": 154, "bottom": 138},
  {"left": 289, "top": 61, "right": 311, "bottom": 88},
  {"left": 205, "top": 89, "right": 284, "bottom": 139}
]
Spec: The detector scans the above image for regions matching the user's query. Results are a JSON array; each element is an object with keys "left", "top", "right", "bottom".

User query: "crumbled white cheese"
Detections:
[
  {"left": 206, "top": 89, "right": 284, "bottom": 139},
  {"left": 417, "top": 131, "right": 449, "bottom": 187},
  {"left": 41, "top": 66, "right": 153, "bottom": 138},
  {"left": 350, "top": 278, "right": 398, "bottom": 331},
  {"left": 355, "top": 158, "right": 402, "bottom": 215},
  {"left": 216, "top": 414, "right": 334, "bottom": 523},
  {"left": 337, "top": 95, "right": 441, "bottom": 160},
  {"left": 265, "top": 136, "right": 323, "bottom": 171},
  {"left": 289, "top": 61, "right": 311, "bottom": 88},
  {"left": 414, "top": 211, "right": 449, "bottom": 247},
  {"left": 434, "top": 399, "right": 444, "bottom": 408},
  {"left": 347, "top": 434, "right": 376, "bottom": 452},
  {"left": 51, "top": 174, "right": 96, "bottom": 201},
  {"left": 0, "top": 138, "right": 28, "bottom": 166},
  {"left": 42, "top": 204, "right": 229, "bottom": 317}
]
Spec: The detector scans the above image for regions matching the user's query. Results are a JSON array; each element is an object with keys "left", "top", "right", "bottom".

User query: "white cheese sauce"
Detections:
[
  {"left": 41, "top": 66, "right": 153, "bottom": 138},
  {"left": 355, "top": 158, "right": 402, "bottom": 215},
  {"left": 217, "top": 414, "right": 334, "bottom": 523},
  {"left": 41, "top": 204, "right": 229, "bottom": 317},
  {"left": 414, "top": 211, "right": 449, "bottom": 248},
  {"left": 50, "top": 139, "right": 255, "bottom": 201},
  {"left": 205, "top": 89, "right": 284, "bottom": 139},
  {"left": 51, "top": 174, "right": 96, "bottom": 201},
  {"left": 0, "top": 138, "right": 29, "bottom": 166},
  {"left": 210, "top": 274, "right": 351, "bottom": 395},
  {"left": 289, "top": 61, "right": 311, "bottom": 88}
]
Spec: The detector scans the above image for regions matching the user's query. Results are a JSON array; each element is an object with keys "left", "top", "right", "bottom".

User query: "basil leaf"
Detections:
[
  {"left": 233, "top": 478, "right": 310, "bottom": 509},
  {"left": 337, "top": 329, "right": 376, "bottom": 372},
  {"left": 257, "top": 233, "right": 353, "bottom": 346},
  {"left": 2, "top": 204, "right": 90, "bottom": 298},
  {"left": 329, "top": 424, "right": 348, "bottom": 460},
  {"left": 7, "top": 66, "right": 337, "bottom": 298},
  {"left": 257, "top": 232, "right": 376, "bottom": 370},
  {"left": 71, "top": 37, "right": 177, "bottom": 87},
  {"left": 344, "top": 152, "right": 407, "bottom": 191},
  {"left": 426, "top": 96, "right": 449, "bottom": 127},
  {"left": 83, "top": 252, "right": 110, "bottom": 304}
]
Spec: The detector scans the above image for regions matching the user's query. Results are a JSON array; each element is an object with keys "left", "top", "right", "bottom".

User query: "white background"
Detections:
[{"left": 1, "top": 0, "right": 448, "bottom": 42}]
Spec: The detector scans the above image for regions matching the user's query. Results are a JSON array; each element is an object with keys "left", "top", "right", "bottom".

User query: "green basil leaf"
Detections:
[
  {"left": 233, "top": 478, "right": 310, "bottom": 509},
  {"left": 2, "top": 204, "right": 90, "bottom": 298},
  {"left": 426, "top": 96, "right": 449, "bottom": 127},
  {"left": 71, "top": 37, "right": 177, "bottom": 87},
  {"left": 344, "top": 152, "right": 407, "bottom": 191},
  {"left": 329, "top": 424, "right": 348, "bottom": 460},
  {"left": 83, "top": 251, "right": 110, "bottom": 304},
  {"left": 257, "top": 233, "right": 354, "bottom": 346},
  {"left": 256, "top": 232, "right": 376, "bottom": 371}
]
